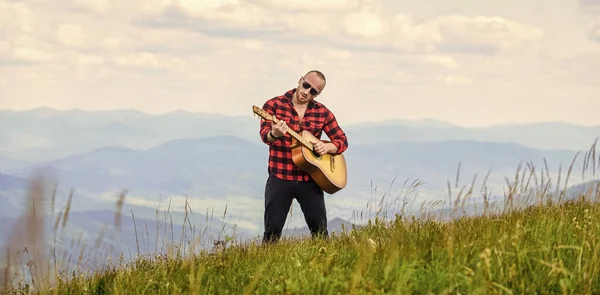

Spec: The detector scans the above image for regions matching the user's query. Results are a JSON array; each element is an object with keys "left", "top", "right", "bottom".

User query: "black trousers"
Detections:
[{"left": 262, "top": 173, "right": 328, "bottom": 244}]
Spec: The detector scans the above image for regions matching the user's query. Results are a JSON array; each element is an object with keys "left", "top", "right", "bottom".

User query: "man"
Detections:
[{"left": 258, "top": 70, "right": 349, "bottom": 244}]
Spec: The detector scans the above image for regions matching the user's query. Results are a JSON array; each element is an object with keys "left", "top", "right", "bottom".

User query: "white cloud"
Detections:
[
  {"left": 176, "top": 0, "right": 258, "bottom": 22},
  {"left": 343, "top": 9, "right": 386, "bottom": 38},
  {"left": 114, "top": 53, "right": 189, "bottom": 72},
  {"left": 386, "top": 14, "right": 545, "bottom": 54},
  {"left": 75, "top": 54, "right": 104, "bottom": 66},
  {"left": 326, "top": 49, "right": 353, "bottom": 60},
  {"left": 131, "top": 0, "right": 543, "bottom": 55},
  {"left": 56, "top": 24, "right": 87, "bottom": 47},
  {"left": 419, "top": 55, "right": 459, "bottom": 68},
  {"left": 444, "top": 75, "right": 473, "bottom": 86},
  {"left": 12, "top": 47, "right": 53, "bottom": 62},
  {"left": 0, "top": 0, "right": 598, "bottom": 127},
  {"left": 255, "top": 0, "right": 357, "bottom": 12},
  {"left": 73, "top": 0, "right": 112, "bottom": 13},
  {"left": 241, "top": 39, "right": 263, "bottom": 51},
  {"left": 588, "top": 18, "right": 600, "bottom": 42},
  {"left": 432, "top": 15, "right": 544, "bottom": 53},
  {"left": 579, "top": 0, "right": 600, "bottom": 14},
  {"left": 389, "top": 15, "right": 442, "bottom": 52},
  {"left": 0, "top": 1, "right": 34, "bottom": 33}
]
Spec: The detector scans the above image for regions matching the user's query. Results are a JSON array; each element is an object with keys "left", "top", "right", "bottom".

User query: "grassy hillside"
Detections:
[
  {"left": 3, "top": 192, "right": 600, "bottom": 293},
  {"left": 7, "top": 194, "right": 599, "bottom": 294},
  {"left": 1, "top": 144, "right": 599, "bottom": 294}
]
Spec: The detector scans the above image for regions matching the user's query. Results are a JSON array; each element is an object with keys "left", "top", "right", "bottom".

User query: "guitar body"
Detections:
[{"left": 290, "top": 130, "right": 347, "bottom": 194}]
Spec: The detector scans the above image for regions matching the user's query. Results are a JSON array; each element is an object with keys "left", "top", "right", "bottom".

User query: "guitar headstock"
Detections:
[{"left": 252, "top": 105, "right": 274, "bottom": 122}]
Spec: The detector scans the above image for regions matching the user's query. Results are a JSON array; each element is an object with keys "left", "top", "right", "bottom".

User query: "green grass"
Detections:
[
  {"left": 34, "top": 198, "right": 599, "bottom": 295},
  {"left": 2, "top": 142, "right": 600, "bottom": 294},
  {"left": 6, "top": 190, "right": 600, "bottom": 294}
]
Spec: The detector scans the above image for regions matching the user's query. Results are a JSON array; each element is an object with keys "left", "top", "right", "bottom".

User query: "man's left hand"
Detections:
[{"left": 312, "top": 140, "right": 329, "bottom": 155}]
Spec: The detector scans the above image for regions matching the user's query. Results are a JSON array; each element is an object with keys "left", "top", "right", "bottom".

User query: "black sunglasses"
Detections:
[{"left": 302, "top": 81, "right": 319, "bottom": 96}]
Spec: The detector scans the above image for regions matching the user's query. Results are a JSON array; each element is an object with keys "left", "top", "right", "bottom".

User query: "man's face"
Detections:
[{"left": 296, "top": 73, "right": 325, "bottom": 104}]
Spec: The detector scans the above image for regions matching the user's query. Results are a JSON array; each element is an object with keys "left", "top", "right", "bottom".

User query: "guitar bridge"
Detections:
[{"left": 330, "top": 156, "right": 335, "bottom": 172}]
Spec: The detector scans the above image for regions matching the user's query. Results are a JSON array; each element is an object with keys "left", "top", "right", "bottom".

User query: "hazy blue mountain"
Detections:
[
  {"left": 0, "top": 157, "right": 33, "bottom": 172},
  {"left": 345, "top": 118, "right": 460, "bottom": 129},
  {"left": 1, "top": 108, "right": 598, "bottom": 173},
  {"left": 0, "top": 173, "right": 27, "bottom": 218},
  {"left": 563, "top": 179, "right": 600, "bottom": 200},
  {"left": 0, "top": 194, "right": 21, "bottom": 218},
  {"left": 344, "top": 121, "right": 600, "bottom": 151},
  {"left": 346, "top": 140, "right": 584, "bottom": 186},
  {"left": 0, "top": 173, "right": 26, "bottom": 191},
  {"left": 0, "top": 108, "right": 260, "bottom": 168},
  {"left": 5, "top": 136, "right": 585, "bottom": 202},
  {"left": 8, "top": 136, "right": 268, "bottom": 198}
]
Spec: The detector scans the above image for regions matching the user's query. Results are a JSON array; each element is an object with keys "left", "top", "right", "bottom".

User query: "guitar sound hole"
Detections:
[{"left": 311, "top": 148, "right": 321, "bottom": 158}]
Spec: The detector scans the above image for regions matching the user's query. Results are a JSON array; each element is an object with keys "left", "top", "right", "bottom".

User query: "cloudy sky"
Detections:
[{"left": 1, "top": 0, "right": 599, "bottom": 127}]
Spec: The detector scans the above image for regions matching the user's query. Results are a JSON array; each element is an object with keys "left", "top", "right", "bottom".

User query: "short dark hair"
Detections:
[{"left": 305, "top": 70, "right": 326, "bottom": 86}]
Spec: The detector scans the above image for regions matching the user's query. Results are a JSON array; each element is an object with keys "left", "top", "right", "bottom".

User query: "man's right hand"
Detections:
[{"left": 271, "top": 120, "right": 288, "bottom": 138}]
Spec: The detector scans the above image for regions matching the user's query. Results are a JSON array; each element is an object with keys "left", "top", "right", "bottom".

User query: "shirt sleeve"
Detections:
[
  {"left": 259, "top": 98, "right": 277, "bottom": 145},
  {"left": 323, "top": 110, "right": 348, "bottom": 154}
]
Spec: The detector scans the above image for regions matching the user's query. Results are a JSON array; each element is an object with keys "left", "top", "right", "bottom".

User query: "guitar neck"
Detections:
[{"left": 271, "top": 117, "right": 313, "bottom": 150}]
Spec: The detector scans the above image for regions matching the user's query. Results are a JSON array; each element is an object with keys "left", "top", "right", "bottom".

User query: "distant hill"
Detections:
[
  {"left": 0, "top": 108, "right": 258, "bottom": 168},
  {"left": 563, "top": 179, "right": 600, "bottom": 200},
  {"left": 8, "top": 136, "right": 267, "bottom": 197},
  {"left": 1, "top": 108, "right": 598, "bottom": 172},
  {"left": 0, "top": 173, "right": 27, "bottom": 217},
  {"left": 0, "top": 173, "right": 26, "bottom": 191},
  {"left": 344, "top": 121, "right": 600, "bottom": 151},
  {"left": 4, "top": 136, "right": 584, "bottom": 201}
]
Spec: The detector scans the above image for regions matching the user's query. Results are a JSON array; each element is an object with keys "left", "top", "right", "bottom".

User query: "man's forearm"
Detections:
[{"left": 326, "top": 142, "right": 338, "bottom": 154}]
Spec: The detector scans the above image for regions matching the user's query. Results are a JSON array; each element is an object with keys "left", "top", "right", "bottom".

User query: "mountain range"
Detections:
[{"left": 1, "top": 107, "right": 598, "bottom": 172}]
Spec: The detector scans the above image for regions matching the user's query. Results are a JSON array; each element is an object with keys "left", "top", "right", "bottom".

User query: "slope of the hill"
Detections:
[{"left": 8, "top": 196, "right": 599, "bottom": 294}]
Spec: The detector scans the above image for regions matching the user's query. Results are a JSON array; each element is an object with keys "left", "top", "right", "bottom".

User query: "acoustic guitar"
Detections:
[{"left": 252, "top": 105, "right": 347, "bottom": 194}]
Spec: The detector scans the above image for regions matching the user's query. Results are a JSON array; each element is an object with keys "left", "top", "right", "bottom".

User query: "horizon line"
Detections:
[{"left": 1, "top": 106, "right": 599, "bottom": 128}]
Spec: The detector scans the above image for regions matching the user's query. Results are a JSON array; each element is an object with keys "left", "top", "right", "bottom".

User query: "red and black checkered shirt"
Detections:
[{"left": 259, "top": 88, "right": 349, "bottom": 182}]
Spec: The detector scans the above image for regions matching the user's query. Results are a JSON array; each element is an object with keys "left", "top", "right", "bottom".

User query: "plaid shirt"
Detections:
[{"left": 259, "top": 88, "right": 349, "bottom": 181}]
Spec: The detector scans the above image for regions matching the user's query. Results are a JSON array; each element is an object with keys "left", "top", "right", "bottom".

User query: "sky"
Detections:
[{"left": 1, "top": 0, "right": 599, "bottom": 127}]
